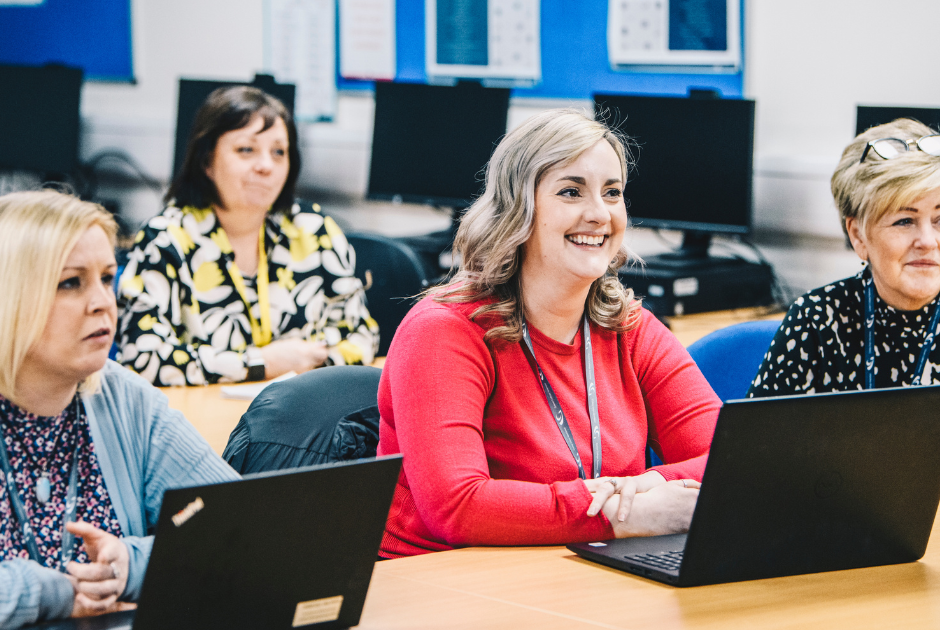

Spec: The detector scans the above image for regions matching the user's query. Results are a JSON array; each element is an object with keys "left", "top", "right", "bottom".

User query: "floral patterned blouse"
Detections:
[
  {"left": 0, "top": 395, "right": 123, "bottom": 570},
  {"left": 117, "top": 202, "right": 379, "bottom": 386}
]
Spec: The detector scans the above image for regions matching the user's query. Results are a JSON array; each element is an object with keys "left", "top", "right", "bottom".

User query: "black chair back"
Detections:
[
  {"left": 222, "top": 366, "right": 382, "bottom": 475},
  {"left": 347, "top": 232, "right": 431, "bottom": 357}
]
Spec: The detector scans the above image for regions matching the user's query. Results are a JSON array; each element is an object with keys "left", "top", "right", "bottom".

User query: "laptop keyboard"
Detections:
[{"left": 625, "top": 550, "right": 684, "bottom": 571}]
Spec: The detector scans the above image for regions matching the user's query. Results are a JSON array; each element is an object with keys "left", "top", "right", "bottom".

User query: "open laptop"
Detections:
[
  {"left": 31, "top": 455, "right": 402, "bottom": 629},
  {"left": 568, "top": 386, "right": 940, "bottom": 586}
]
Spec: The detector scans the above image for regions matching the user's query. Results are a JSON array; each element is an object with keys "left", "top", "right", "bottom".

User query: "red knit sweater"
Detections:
[{"left": 376, "top": 297, "right": 720, "bottom": 558}]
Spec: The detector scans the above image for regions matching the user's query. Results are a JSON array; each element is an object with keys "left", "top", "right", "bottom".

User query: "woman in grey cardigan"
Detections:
[{"left": 0, "top": 191, "right": 239, "bottom": 628}]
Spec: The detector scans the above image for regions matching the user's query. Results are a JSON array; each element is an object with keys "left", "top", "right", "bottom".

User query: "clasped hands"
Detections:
[
  {"left": 583, "top": 470, "right": 700, "bottom": 538},
  {"left": 64, "top": 521, "right": 137, "bottom": 618}
]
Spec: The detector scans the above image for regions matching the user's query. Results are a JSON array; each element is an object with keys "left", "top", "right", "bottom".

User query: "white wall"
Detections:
[
  {"left": 78, "top": 0, "right": 940, "bottom": 237},
  {"left": 745, "top": 0, "right": 940, "bottom": 238}
]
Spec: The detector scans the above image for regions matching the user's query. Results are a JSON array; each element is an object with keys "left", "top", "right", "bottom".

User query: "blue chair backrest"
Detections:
[{"left": 686, "top": 320, "right": 781, "bottom": 402}]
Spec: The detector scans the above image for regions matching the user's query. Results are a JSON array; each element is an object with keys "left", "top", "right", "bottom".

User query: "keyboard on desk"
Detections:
[{"left": 625, "top": 550, "right": 684, "bottom": 571}]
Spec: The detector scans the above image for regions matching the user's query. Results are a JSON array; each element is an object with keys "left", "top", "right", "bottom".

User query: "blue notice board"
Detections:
[
  {"left": 339, "top": 0, "right": 743, "bottom": 99},
  {"left": 0, "top": 0, "right": 133, "bottom": 82}
]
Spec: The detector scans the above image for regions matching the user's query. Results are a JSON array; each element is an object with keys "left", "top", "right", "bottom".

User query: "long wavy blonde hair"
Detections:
[
  {"left": 434, "top": 108, "right": 641, "bottom": 342},
  {"left": 0, "top": 190, "right": 118, "bottom": 400}
]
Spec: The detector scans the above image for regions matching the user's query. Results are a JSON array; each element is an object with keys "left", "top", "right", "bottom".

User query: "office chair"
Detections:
[
  {"left": 222, "top": 365, "right": 382, "bottom": 475},
  {"left": 346, "top": 232, "right": 433, "bottom": 357},
  {"left": 686, "top": 319, "right": 782, "bottom": 402}
]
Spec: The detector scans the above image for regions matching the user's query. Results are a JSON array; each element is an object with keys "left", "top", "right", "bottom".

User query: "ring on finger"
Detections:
[
  {"left": 606, "top": 478, "right": 620, "bottom": 492},
  {"left": 681, "top": 479, "right": 688, "bottom": 488},
  {"left": 110, "top": 562, "right": 120, "bottom": 580}
]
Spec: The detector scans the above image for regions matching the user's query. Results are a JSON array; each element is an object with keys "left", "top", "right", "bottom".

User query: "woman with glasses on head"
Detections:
[
  {"left": 376, "top": 109, "right": 720, "bottom": 558},
  {"left": 0, "top": 191, "right": 237, "bottom": 628},
  {"left": 117, "top": 86, "right": 378, "bottom": 386},
  {"left": 749, "top": 118, "right": 940, "bottom": 397}
]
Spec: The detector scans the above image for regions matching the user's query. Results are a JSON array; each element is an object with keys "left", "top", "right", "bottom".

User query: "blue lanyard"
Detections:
[
  {"left": 520, "top": 315, "right": 602, "bottom": 480},
  {"left": 0, "top": 397, "right": 81, "bottom": 570},
  {"left": 863, "top": 273, "right": 940, "bottom": 389}
]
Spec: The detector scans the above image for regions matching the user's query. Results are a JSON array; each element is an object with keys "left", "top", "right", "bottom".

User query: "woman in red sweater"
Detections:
[{"left": 376, "top": 109, "right": 721, "bottom": 558}]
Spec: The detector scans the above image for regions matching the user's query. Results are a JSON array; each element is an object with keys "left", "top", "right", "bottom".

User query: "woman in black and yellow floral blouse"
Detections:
[{"left": 117, "top": 87, "right": 378, "bottom": 386}]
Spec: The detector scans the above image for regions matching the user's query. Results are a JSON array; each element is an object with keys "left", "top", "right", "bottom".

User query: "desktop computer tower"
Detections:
[{"left": 619, "top": 258, "right": 775, "bottom": 317}]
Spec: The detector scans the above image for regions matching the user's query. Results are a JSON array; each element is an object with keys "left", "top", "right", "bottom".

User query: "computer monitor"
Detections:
[
  {"left": 173, "top": 74, "right": 295, "bottom": 181},
  {"left": 593, "top": 93, "right": 755, "bottom": 262},
  {"left": 856, "top": 105, "right": 940, "bottom": 135},
  {"left": 367, "top": 82, "right": 511, "bottom": 209},
  {"left": 0, "top": 63, "right": 82, "bottom": 175}
]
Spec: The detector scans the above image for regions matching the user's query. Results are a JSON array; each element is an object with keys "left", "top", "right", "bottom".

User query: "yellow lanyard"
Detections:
[{"left": 226, "top": 225, "right": 272, "bottom": 347}]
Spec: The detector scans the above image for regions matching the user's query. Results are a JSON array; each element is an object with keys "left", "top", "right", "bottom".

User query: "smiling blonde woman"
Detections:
[
  {"left": 376, "top": 109, "right": 720, "bottom": 558},
  {"left": 749, "top": 118, "right": 940, "bottom": 397}
]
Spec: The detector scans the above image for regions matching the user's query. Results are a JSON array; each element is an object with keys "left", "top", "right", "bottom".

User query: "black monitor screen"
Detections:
[
  {"left": 0, "top": 63, "right": 82, "bottom": 174},
  {"left": 368, "top": 82, "right": 510, "bottom": 208},
  {"left": 593, "top": 94, "right": 755, "bottom": 235},
  {"left": 856, "top": 105, "right": 940, "bottom": 136}
]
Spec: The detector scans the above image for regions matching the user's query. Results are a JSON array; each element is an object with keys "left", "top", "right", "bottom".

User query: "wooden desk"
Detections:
[
  {"left": 161, "top": 385, "right": 249, "bottom": 456},
  {"left": 359, "top": 520, "right": 940, "bottom": 629}
]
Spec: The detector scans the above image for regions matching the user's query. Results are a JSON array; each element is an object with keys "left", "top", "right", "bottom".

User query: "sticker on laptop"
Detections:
[
  {"left": 292, "top": 595, "right": 344, "bottom": 627},
  {"left": 171, "top": 497, "right": 204, "bottom": 527},
  {"left": 588, "top": 542, "right": 607, "bottom": 547}
]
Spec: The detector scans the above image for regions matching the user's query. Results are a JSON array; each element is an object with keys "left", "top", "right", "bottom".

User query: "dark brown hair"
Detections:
[{"left": 166, "top": 86, "right": 301, "bottom": 213}]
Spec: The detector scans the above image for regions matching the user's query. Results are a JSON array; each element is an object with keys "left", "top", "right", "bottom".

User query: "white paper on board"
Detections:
[
  {"left": 265, "top": 0, "right": 337, "bottom": 121},
  {"left": 426, "top": 0, "right": 541, "bottom": 85},
  {"left": 607, "top": 0, "right": 740, "bottom": 71},
  {"left": 339, "top": 0, "right": 396, "bottom": 81}
]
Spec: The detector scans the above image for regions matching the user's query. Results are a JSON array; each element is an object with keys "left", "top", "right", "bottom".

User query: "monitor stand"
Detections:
[{"left": 621, "top": 231, "right": 775, "bottom": 317}]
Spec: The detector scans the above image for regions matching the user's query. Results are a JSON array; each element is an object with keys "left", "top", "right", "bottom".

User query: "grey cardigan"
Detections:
[{"left": 0, "top": 362, "right": 239, "bottom": 628}]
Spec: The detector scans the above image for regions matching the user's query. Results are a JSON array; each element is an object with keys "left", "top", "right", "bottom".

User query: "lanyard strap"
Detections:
[
  {"left": 0, "top": 398, "right": 81, "bottom": 570},
  {"left": 226, "top": 225, "right": 272, "bottom": 347},
  {"left": 520, "top": 315, "right": 602, "bottom": 480},
  {"left": 863, "top": 273, "right": 940, "bottom": 389}
]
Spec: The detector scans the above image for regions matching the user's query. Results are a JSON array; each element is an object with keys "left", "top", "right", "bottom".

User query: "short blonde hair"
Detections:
[
  {"left": 435, "top": 108, "right": 640, "bottom": 342},
  {"left": 0, "top": 191, "right": 118, "bottom": 400},
  {"left": 832, "top": 118, "right": 940, "bottom": 236}
]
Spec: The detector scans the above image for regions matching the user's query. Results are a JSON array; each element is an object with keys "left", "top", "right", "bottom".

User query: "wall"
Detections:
[
  {"left": 79, "top": 0, "right": 940, "bottom": 238},
  {"left": 745, "top": 0, "right": 940, "bottom": 238}
]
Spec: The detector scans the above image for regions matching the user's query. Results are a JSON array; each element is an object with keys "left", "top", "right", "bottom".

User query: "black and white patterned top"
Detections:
[{"left": 748, "top": 268, "right": 940, "bottom": 398}]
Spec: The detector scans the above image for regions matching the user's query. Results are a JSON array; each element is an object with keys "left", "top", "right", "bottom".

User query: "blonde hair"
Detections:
[
  {"left": 0, "top": 190, "right": 118, "bottom": 400},
  {"left": 434, "top": 108, "right": 640, "bottom": 343},
  {"left": 832, "top": 118, "right": 940, "bottom": 237}
]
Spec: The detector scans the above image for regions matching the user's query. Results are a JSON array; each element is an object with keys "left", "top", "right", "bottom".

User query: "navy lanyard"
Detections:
[
  {"left": 0, "top": 397, "right": 81, "bottom": 570},
  {"left": 520, "top": 315, "right": 602, "bottom": 480},
  {"left": 863, "top": 274, "right": 940, "bottom": 389}
]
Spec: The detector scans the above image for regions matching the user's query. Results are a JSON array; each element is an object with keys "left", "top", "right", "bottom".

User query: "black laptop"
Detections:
[
  {"left": 568, "top": 386, "right": 940, "bottom": 586},
  {"left": 30, "top": 455, "right": 401, "bottom": 629}
]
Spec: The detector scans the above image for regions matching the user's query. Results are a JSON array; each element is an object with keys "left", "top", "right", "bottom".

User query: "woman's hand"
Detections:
[
  {"left": 602, "top": 480, "right": 700, "bottom": 538},
  {"left": 65, "top": 521, "right": 134, "bottom": 617},
  {"left": 584, "top": 470, "right": 669, "bottom": 522},
  {"left": 259, "top": 339, "right": 329, "bottom": 378}
]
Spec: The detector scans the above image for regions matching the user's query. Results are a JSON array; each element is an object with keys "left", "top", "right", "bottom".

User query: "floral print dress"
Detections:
[
  {"left": 117, "top": 202, "right": 379, "bottom": 386},
  {"left": 0, "top": 395, "right": 123, "bottom": 569}
]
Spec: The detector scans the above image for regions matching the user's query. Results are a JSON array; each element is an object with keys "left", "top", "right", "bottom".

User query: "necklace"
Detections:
[
  {"left": 35, "top": 414, "right": 70, "bottom": 505},
  {"left": 0, "top": 396, "right": 82, "bottom": 568}
]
